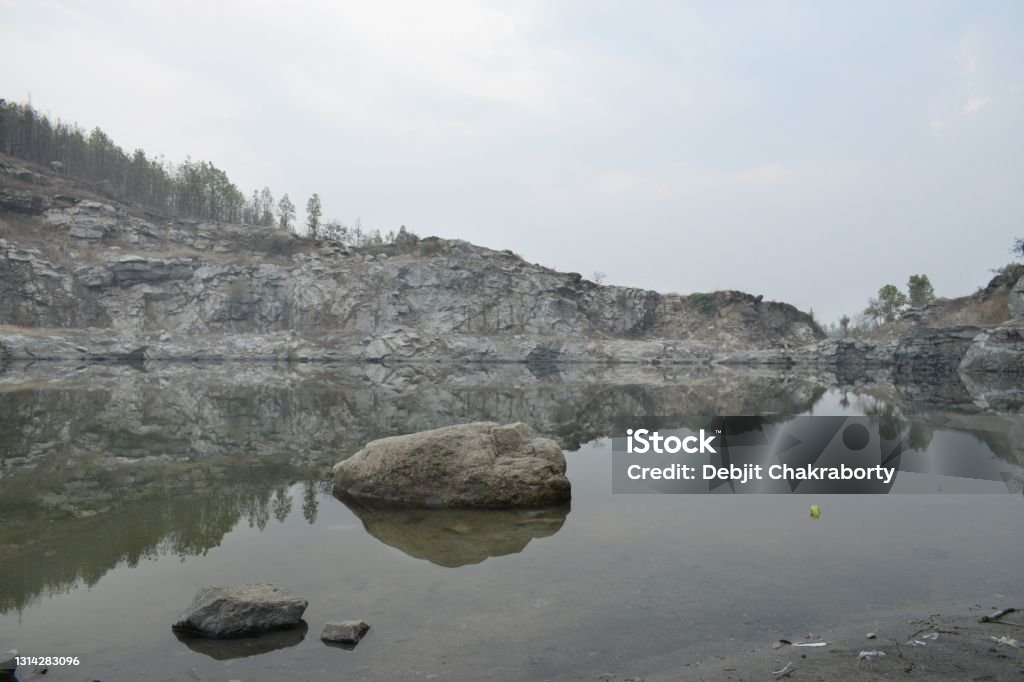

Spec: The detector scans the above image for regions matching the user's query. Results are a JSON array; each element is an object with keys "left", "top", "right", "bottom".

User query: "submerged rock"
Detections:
[
  {"left": 333, "top": 422, "right": 571, "bottom": 508},
  {"left": 321, "top": 620, "right": 370, "bottom": 645},
  {"left": 172, "top": 584, "right": 308, "bottom": 638}
]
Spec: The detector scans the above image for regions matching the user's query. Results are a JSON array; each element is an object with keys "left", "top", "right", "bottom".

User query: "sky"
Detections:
[{"left": 2, "top": 0, "right": 1022, "bottom": 323}]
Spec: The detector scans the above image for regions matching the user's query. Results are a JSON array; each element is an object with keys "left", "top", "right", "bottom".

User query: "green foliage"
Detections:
[
  {"left": 689, "top": 292, "right": 717, "bottom": 316},
  {"left": 321, "top": 217, "right": 417, "bottom": 249},
  {"left": 990, "top": 263, "right": 1021, "bottom": 277},
  {"left": 246, "top": 187, "right": 276, "bottom": 226},
  {"left": 907, "top": 274, "right": 935, "bottom": 307},
  {"left": 0, "top": 98, "right": 254, "bottom": 223},
  {"left": 862, "top": 297, "right": 882, "bottom": 325},
  {"left": 277, "top": 194, "right": 296, "bottom": 232},
  {"left": 419, "top": 237, "right": 445, "bottom": 256},
  {"left": 877, "top": 284, "right": 909, "bottom": 322},
  {"left": 305, "top": 193, "right": 322, "bottom": 239}
]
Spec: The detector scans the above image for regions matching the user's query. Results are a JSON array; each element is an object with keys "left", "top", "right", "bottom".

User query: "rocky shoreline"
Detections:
[
  {"left": 2, "top": 320, "right": 1022, "bottom": 378},
  {"left": 651, "top": 604, "right": 1024, "bottom": 681}
]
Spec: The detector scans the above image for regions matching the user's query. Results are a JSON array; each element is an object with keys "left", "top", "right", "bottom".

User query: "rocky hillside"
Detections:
[
  {"left": 0, "top": 153, "right": 822, "bottom": 359},
  {"left": 869, "top": 264, "right": 1024, "bottom": 340}
]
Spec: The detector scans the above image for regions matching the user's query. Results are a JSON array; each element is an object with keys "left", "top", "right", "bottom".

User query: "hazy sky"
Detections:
[{"left": 2, "top": 0, "right": 1022, "bottom": 322}]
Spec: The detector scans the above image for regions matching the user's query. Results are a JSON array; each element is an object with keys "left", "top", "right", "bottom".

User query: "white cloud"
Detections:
[
  {"left": 736, "top": 163, "right": 787, "bottom": 185},
  {"left": 963, "top": 95, "right": 990, "bottom": 115}
]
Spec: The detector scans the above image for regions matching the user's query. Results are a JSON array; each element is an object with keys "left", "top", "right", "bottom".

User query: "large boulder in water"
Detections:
[
  {"left": 171, "top": 584, "right": 308, "bottom": 638},
  {"left": 332, "top": 422, "right": 571, "bottom": 508}
]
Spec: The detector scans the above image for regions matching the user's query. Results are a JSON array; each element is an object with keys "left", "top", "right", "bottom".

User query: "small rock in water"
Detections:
[
  {"left": 321, "top": 620, "right": 371, "bottom": 645},
  {"left": 865, "top": 632, "right": 877, "bottom": 639},
  {"left": 172, "top": 584, "right": 308, "bottom": 637}
]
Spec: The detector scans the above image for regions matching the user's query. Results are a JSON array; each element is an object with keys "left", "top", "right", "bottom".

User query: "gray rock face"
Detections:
[
  {"left": 1, "top": 194, "right": 822, "bottom": 350},
  {"left": 0, "top": 240, "right": 111, "bottom": 328},
  {"left": 333, "top": 422, "right": 571, "bottom": 508},
  {"left": 722, "top": 325, "right": 1024, "bottom": 378},
  {"left": 1010, "top": 277, "right": 1024, "bottom": 320},
  {"left": 893, "top": 325, "right": 982, "bottom": 378},
  {"left": 321, "top": 621, "right": 370, "bottom": 645},
  {"left": 0, "top": 187, "right": 48, "bottom": 214},
  {"left": 960, "top": 325, "right": 1024, "bottom": 374},
  {"left": 172, "top": 584, "right": 308, "bottom": 637}
]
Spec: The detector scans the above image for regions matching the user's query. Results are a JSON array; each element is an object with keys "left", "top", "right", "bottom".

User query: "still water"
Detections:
[{"left": 1, "top": 363, "right": 1022, "bottom": 681}]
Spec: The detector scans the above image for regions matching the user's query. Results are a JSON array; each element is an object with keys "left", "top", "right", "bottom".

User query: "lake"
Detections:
[{"left": 1, "top": 363, "right": 1021, "bottom": 681}]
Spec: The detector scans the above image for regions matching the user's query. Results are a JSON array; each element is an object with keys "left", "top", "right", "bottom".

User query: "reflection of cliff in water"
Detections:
[
  {"left": 1, "top": 361, "right": 1021, "bottom": 616},
  {"left": 0, "top": 363, "right": 826, "bottom": 614},
  {"left": 0, "top": 362, "right": 828, "bottom": 466},
  {"left": 845, "top": 374, "right": 1024, "bottom": 469},
  {"left": 338, "top": 495, "right": 570, "bottom": 567}
]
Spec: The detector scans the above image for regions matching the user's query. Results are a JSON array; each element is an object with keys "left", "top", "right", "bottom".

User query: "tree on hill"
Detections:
[
  {"left": 862, "top": 297, "right": 882, "bottom": 326},
  {"left": 258, "top": 187, "right": 275, "bottom": 226},
  {"left": 907, "top": 274, "right": 935, "bottom": 307},
  {"left": 306, "top": 193, "right": 322, "bottom": 239},
  {"left": 278, "top": 194, "right": 296, "bottom": 232},
  {"left": 0, "top": 98, "right": 271, "bottom": 225},
  {"left": 877, "top": 284, "right": 909, "bottom": 322}
]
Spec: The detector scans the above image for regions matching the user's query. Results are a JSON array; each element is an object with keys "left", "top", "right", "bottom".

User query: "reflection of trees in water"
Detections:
[
  {"left": 908, "top": 421, "right": 934, "bottom": 450},
  {"left": 302, "top": 479, "right": 332, "bottom": 524},
  {"left": 0, "top": 478, "right": 320, "bottom": 615},
  {"left": 272, "top": 487, "right": 293, "bottom": 525},
  {"left": 847, "top": 388, "right": 1022, "bottom": 464},
  {"left": 856, "top": 395, "right": 923, "bottom": 446}
]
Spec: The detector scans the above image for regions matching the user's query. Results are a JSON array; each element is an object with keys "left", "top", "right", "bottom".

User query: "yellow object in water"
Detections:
[{"left": 810, "top": 504, "right": 821, "bottom": 519}]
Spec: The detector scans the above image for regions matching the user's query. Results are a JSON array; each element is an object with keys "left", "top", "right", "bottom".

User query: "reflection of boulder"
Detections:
[
  {"left": 338, "top": 494, "right": 570, "bottom": 567},
  {"left": 174, "top": 620, "right": 308, "bottom": 660},
  {"left": 333, "top": 422, "right": 571, "bottom": 507}
]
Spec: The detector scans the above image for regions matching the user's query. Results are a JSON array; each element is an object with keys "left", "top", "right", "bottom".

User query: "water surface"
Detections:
[{"left": 1, "top": 364, "right": 1021, "bottom": 680}]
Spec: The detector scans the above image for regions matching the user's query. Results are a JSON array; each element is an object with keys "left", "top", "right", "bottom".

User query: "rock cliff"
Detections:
[{"left": 0, "top": 154, "right": 822, "bottom": 359}]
